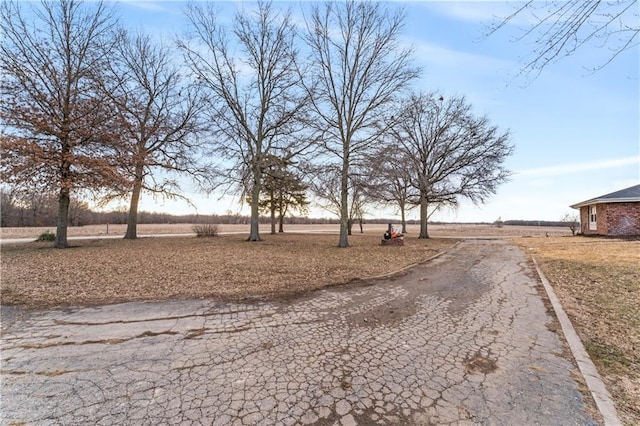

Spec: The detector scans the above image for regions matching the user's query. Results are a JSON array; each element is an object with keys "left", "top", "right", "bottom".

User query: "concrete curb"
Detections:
[{"left": 533, "top": 257, "right": 622, "bottom": 426}]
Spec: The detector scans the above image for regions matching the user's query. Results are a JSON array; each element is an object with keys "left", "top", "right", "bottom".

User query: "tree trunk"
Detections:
[
  {"left": 278, "top": 199, "right": 285, "bottom": 233},
  {"left": 278, "top": 214, "right": 284, "bottom": 233},
  {"left": 270, "top": 203, "right": 276, "bottom": 235},
  {"left": 54, "top": 188, "right": 70, "bottom": 249},
  {"left": 359, "top": 217, "right": 363, "bottom": 233},
  {"left": 124, "top": 170, "right": 143, "bottom": 240},
  {"left": 419, "top": 195, "right": 430, "bottom": 239},
  {"left": 400, "top": 204, "right": 407, "bottom": 234},
  {"left": 338, "top": 155, "right": 350, "bottom": 247},
  {"left": 248, "top": 166, "right": 261, "bottom": 241},
  {"left": 347, "top": 219, "right": 353, "bottom": 235}
]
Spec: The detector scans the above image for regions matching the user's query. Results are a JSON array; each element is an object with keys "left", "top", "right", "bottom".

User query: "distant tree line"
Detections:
[
  {"left": 0, "top": 189, "right": 319, "bottom": 227},
  {"left": 2, "top": 187, "right": 576, "bottom": 230},
  {"left": 502, "top": 220, "right": 569, "bottom": 228},
  {"left": 1, "top": 0, "right": 513, "bottom": 248},
  {"left": 0, "top": 189, "right": 405, "bottom": 228}
]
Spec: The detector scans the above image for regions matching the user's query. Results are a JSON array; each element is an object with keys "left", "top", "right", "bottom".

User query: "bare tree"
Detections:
[
  {"left": 561, "top": 212, "right": 580, "bottom": 236},
  {"left": 348, "top": 181, "right": 370, "bottom": 235},
  {"left": 366, "top": 145, "right": 418, "bottom": 234},
  {"left": 0, "top": 188, "right": 17, "bottom": 227},
  {"left": 179, "top": 1, "right": 309, "bottom": 242},
  {"left": 0, "top": 184, "right": 93, "bottom": 227},
  {"left": 303, "top": 0, "right": 420, "bottom": 247},
  {"left": 0, "top": 186, "right": 53, "bottom": 227},
  {"left": 308, "top": 164, "right": 343, "bottom": 219},
  {"left": 0, "top": 0, "right": 120, "bottom": 248},
  {"left": 308, "top": 164, "right": 371, "bottom": 236},
  {"left": 105, "top": 31, "right": 205, "bottom": 240},
  {"left": 488, "top": 0, "right": 639, "bottom": 76},
  {"left": 390, "top": 93, "right": 513, "bottom": 238}
]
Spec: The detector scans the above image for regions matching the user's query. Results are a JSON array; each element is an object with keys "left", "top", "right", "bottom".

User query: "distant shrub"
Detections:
[
  {"left": 36, "top": 231, "right": 56, "bottom": 242},
  {"left": 192, "top": 223, "right": 219, "bottom": 238},
  {"left": 561, "top": 212, "right": 580, "bottom": 236}
]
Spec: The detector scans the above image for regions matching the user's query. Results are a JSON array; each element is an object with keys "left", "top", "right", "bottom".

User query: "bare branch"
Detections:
[
  {"left": 388, "top": 93, "right": 513, "bottom": 238},
  {"left": 303, "top": 0, "right": 420, "bottom": 247},
  {"left": 179, "top": 0, "right": 310, "bottom": 241},
  {"left": 101, "top": 30, "right": 206, "bottom": 239},
  {"left": 487, "top": 0, "right": 639, "bottom": 78}
]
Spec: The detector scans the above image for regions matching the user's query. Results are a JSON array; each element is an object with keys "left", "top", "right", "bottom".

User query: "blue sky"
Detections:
[{"left": 117, "top": 1, "right": 639, "bottom": 222}]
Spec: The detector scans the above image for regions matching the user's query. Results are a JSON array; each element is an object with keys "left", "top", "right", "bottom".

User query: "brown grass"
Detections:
[
  {"left": 0, "top": 222, "right": 573, "bottom": 240},
  {"left": 515, "top": 236, "right": 640, "bottom": 425},
  {"left": 0, "top": 232, "right": 454, "bottom": 309}
]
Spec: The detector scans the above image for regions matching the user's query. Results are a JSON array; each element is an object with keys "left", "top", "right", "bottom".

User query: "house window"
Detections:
[{"left": 589, "top": 205, "right": 597, "bottom": 230}]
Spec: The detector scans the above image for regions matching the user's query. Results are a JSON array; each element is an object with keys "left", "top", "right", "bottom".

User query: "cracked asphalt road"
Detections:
[{"left": 1, "top": 240, "right": 598, "bottom": 425}]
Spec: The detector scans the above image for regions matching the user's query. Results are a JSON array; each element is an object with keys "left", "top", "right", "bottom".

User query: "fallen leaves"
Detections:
[{"left": 0, "top": 233, "right": 453, "bottom": 309}]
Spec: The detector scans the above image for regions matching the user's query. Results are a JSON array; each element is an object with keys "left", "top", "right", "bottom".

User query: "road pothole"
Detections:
[{"left": 465, "top": 353, "right": 498, "bottom": 374}]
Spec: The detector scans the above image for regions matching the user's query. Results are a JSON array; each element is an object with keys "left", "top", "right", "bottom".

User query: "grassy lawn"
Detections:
[{"left": 516, "top": 236, "right": 640, "bottom": 425}]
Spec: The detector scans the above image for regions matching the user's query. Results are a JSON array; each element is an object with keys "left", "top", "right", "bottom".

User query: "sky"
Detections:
[{"left": 114, "top": 0, "right": 639, "bottom": 223}]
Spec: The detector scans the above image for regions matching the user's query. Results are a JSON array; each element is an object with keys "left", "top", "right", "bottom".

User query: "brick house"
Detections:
[{"left": 570, "top": 184, "right": 640, "bottom": 236}]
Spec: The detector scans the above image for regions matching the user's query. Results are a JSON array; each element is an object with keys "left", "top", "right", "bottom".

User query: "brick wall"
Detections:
[
  {"left": 598, "top": 204, "right": 609, "bottom": 235},
  {"left": 606, "top": 202, "right": 640, "bottom": 236},
  {"left": 579, "top": 206, "right": 590, "bottom": 235},
  {"left": 579, "top": 204, "right": 607, "bottom": 235},
  {"left": 579, "top": 203, "right": 640, "bottom": 236}
]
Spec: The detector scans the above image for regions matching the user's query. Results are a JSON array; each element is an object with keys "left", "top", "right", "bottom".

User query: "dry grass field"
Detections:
[
  {"left": 0, "top": 222, "right": 572, "bottom": 240},
  {"left": 516, "top": 236, "right": 640, "bottom": 425},
  {"left": 0, "top": 231, "right": 455, "bottom": 308},
  {"left": 0, "top": 223, "right": 569, "bottom": 309},
  {"left": 3, "top": 223, "right": 635, "bottom": 422},
  {"left": 0, "top": 222, "right": 568, "bottom": 308}
]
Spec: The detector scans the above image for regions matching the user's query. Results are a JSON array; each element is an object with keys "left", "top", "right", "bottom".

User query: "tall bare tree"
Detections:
[
  {"left": 179, "top": 1, "right": 309, "bottom": 242},
  {"left": 105, "top": 31, "right": 204, "bottom": 240},
  {"left": 0, "top": 0, "right": 120, "bottom": 248},
  {"left": 303, "top": 0, "right": 420, "bottom": 247},
  {"left": 489, "top": 0, "right": 638, "bottom": 76},
  {"left": 366, "top": 145, "right": 418, "bottom": 234},
  {"left": 390, "top": 93, "right": 513, "bottom": 238}
]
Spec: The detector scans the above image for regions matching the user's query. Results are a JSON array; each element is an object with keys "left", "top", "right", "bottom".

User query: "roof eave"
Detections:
[{"left": 570, "top": 197, "right": 640, "bottom": 209}]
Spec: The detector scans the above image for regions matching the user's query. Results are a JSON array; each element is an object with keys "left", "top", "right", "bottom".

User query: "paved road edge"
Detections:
[{"left": 533, "top": 257, "right": 622, "bottom": 426}]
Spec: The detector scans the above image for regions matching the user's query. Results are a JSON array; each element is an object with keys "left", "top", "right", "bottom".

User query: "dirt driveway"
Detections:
[{"left": 1, "top": 240, "right": 599, "bottom": 425}]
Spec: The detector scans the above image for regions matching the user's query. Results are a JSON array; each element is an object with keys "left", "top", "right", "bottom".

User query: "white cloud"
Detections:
[
  {"left": 120, "top": 1, "right": 170, "bottom": 13},
  {"left": 516, "top": 156, "right": 640, "bottom": 178},
  {"left": 421, "top": 2, "right": 539, "bottom": 27},
  {"left": 407, "top": 38, "right": 512, "bottom": 73}
]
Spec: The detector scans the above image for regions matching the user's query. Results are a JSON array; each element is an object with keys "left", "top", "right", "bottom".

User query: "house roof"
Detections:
[{"left": 570, "top": 184, "right": 640, "bottom": 209}]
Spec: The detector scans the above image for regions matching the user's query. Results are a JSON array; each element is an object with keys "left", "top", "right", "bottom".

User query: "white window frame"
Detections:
[{"left": 589, "top": 205, "right": 597, "bottom": 231}]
